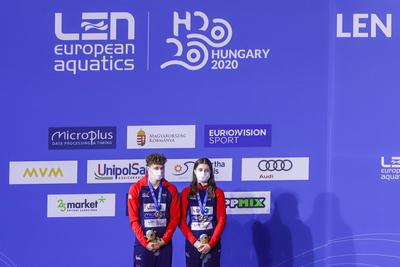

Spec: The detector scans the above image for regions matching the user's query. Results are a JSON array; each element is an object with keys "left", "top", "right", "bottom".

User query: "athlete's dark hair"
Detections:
[
  {"left": 189, "top": 158, "right": 216, "bottom": 198},
  {"left": 146, "top": 153, "right": 167, "bottom": 166}
]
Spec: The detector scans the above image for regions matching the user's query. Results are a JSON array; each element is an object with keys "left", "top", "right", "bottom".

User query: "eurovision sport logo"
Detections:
[
  {"left": 87, "top": 159, "right": 146, "bottom": 184},
  {"left": 127, "top": 125, "right": 196, "bottom": 149},
  {"left": 9, "top": 161, "right": 78, "bottom": 185},
  {"left": 47, "top": 194, "right": 116, "bottom": 217},
  {"left": 165, "top": 158, "right": 232, "bottom": 182},
  {"left": 380, "top": 156, "right": 400, "bottom": 181},
  {"left": 225, "top": 191, "right": 271, "bottom": 215},
  {"left": 241, "top": 157, "right": 309, "bottom": 181},
  {"left": 204, "top": 124, "right": 271, "bottom": 147},
  {"left": 49, "top": 127, "right": 116, "bottom": 149},
  {"left": 161, "top": 11, "right": 271, "bottom": 71}
]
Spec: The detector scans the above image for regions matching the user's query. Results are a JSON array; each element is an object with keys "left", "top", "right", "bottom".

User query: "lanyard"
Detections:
[
  {"left": 148, "top": 179, "right": 162, "bottom": 211},
  {"left": 196, "top": 189, "right": 209, "bottom": 215}
]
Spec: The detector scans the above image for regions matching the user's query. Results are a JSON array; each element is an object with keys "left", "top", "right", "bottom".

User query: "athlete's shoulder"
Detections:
[
  {"left": 163, "top": 179, "right": 178, "bottom": 194},
  {"left": 129, "top": 176, "right": 147, "bottom": 192},
  {"left": 181, "top": 186, "right": 191, "bottom": 196},
  {"left": 215, "top": 187, "right": 225, "bottom": 196}
]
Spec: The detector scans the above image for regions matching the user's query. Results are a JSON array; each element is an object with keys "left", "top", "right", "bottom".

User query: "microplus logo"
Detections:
[
  {"left": 48, "top": 127, "right": 116, "bottom": 149},
  {"left": 161, "top": 11, "right": 270, "bottom": 71},
  {"left": 53, "top": 12, "right": 135, "bottom": 74},
  {"left": 204, "top": 124, "right": 271, "bottom": 147}
]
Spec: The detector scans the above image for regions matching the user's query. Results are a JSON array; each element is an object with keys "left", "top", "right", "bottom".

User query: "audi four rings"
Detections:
[{"left": 258, "top": 159, "right": 293, "bottom": 171}]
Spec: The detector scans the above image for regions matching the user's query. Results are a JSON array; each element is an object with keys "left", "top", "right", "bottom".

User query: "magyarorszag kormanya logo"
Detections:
[
  {"left": 380, "top": 156, "right": 400, "bottom": 181},
  {"left": 204, "top": 124, "right": 271, "bottom": 147},
  {"left": 224, "top": 191, "right": 271, "bottom": 215},
  {"left": 48, "top": 127, "right": 116, "bottom": 149},
  {"left": 160, "top": 11, "right": 271, "bottom": 71},
  {"left": 53, "top": 12, "right": 135, "bottom": 74},
  {"left": 47, "top": 194, "right": 116, "bottom": 217}
]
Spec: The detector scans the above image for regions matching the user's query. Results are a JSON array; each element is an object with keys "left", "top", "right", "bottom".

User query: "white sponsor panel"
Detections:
[
  {"left": 47, "top": 194, "right": 115, "bottom": 218},
  {"left": 9, "top": 161, "right": 77, "bottom": 185},
  {"left": 191, "top": 221, "right": 213, "bottom": 231},
  {"left": 144, "top": 219, "right": 167, "bottom": 228},
  {"left": 225, "top": 191, "right": 271, "bottom": 215},
  {"left": 165, "top": 158, "right": 232, "bottom": 182},
  {"left": 241, "top": 157, "right": 309, "bottom": 181},
  {"left": 190, "top": 206, "right": 214, "bottom": 216},
  {"left": 143, "top": 203, "right": 167, "bottom": 212},
  {"left": 127, "top": 125, "right": 196, "bottom": 149},
  {"left": 87, "top": 159, "right": 146, "bottom": 184}
]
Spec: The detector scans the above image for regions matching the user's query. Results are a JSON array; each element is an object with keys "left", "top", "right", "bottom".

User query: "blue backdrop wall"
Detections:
[{"left": 1, "top": 0, "right": 399, "bottom": 266}]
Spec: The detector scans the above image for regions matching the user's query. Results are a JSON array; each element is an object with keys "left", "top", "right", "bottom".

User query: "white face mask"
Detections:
[
  {"left": 195, "top": 171, "right": 210, "bottom": 183},
  {"left": 148, "top": 168, "right": 164, "bottom": 181}
]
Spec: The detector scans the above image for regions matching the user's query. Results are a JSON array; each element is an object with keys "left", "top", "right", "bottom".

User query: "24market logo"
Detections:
[
  {"left": 57, "top": 196, "right": 107, "bottom": 212},
  {"left": 161, "top": 11, "right": 271, "bottom": 71}
]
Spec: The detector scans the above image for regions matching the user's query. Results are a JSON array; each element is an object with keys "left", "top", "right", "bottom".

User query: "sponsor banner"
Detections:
[
  {"left": 165, "top": 158, "right": 232, "bottom": 182},
  {"left": 87, "top": 159, "right": 146, "bottom": 184},
  {"left": 48, "top": 127, "right": 116, "bottom": 149},
  {"left": 380, "top": 156, "right": 400, "bottom": 181},
  {"left": 47, "top": 194, "right": 115, "bottom": 218},
  {"left": 9, "top": 161, "right": 78, "bottom": 185},
  {"left": 241, "top": 157, "right": 309, "bottom": 181},
  {"left": 127, "top": 125, "right": 196, "bottom": 149},
  {"left": 225, "top": 191, "right": 271, "bottom": 215},
  {"left": 204, "top": 124, "right": 271, "bottom": 147}
]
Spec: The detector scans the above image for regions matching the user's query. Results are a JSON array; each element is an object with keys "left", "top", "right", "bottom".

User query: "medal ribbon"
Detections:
[
  {"left": 196, "top": 190, "right": 208, "bottom": 215},
  {"left": 148, "top": 178, "right": 162, "bottom": 211}
]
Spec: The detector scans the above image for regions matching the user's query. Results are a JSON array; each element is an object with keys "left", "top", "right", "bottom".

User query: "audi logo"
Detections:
[{"left": 258, "top": 160, "right": 293, "bottom": 171}]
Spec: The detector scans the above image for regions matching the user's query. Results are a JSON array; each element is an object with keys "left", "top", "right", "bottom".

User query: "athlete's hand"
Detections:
[
  {"left": 156, "top": 239, "right": 166, "bottom": 248},
  {"left": 198, "top": 244, "right": 211, "bottom": 254},
  {"left": 193, "top": 241, "right": 201, "bottom": 249},
  {"left": 146, "top": 242, "right": 157, "bottom": 251}
]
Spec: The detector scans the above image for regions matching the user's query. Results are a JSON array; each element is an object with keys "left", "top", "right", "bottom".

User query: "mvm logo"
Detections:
[{"left": 23, "top": 167, "right": 64, "bottom": 178}]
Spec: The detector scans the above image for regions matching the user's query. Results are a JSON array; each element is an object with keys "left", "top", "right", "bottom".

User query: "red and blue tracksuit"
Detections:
[
  {"left": 180, "top": 184, "right": 227, "bottom": 267},
  {"left": 128, "top": 176, "right": 180, "bottom": 267}
]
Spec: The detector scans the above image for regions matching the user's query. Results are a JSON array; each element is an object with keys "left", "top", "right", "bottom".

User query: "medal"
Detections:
[
  {"left": 154, "top": 210, "right": 162, "bottom": 218},
  {"left": 198, "top": 234, "right": 210, "bottom": 260},
  {"left": 148, "top": 178, "right": 163, "bottom": 216},
  {"left": 196, "top": 190, "right": 209, "bottom": 221},
  {"left": 198, "top": 214, "right": 208, "bottom": 222}
]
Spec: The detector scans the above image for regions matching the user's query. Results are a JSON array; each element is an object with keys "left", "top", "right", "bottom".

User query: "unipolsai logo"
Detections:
[
  {"left": 161, "top": 11, "right": 271, "bottom": 71},
  {"left": 380, "top": 156, "right": 400, "bottom": 181},
  {"left": 53, "top": 12, "right": 135, "bottom": 74}
]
